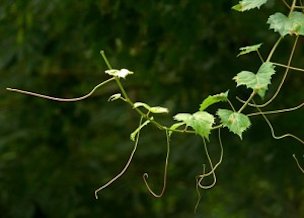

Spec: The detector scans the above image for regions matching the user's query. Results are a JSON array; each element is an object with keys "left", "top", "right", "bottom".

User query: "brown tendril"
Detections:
[
  {"left": 293, "top": 154, "right": 304, "bottom": 173},
  {"left": 95, "top": 116, "right": 144, "bottom": 199},
  {"left": 197, "top": 129, "right": 223, "bottom": 189},
  {"left": 143, "top": 129, "right": 170, "bottom": 198},
  {"left": 7, "top": 77, "right": 115, "bottom": 102}
]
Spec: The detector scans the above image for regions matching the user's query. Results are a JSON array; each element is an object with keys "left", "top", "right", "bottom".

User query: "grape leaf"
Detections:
[
  {"left": 237, "top": 43, "right": 262, "bottom": 57},
  {"left": 174, "top": 111, "right": 214, "bottom": 140},
  {"left": 105, "top": 68, "right": 134, "bottom": 78},
  {"left": 199, "top": 91, "right": 229, "bottom": 111},
  {"left": 232, "top": 0, "right": 268, "bottom": 12},
  {"left": 233, "top": 62, "right": 276, "bottom": 98},
  {"left": 267, "top": 12, "right": 304, "bottom": 36},
  {"left": 217, "top": 109, "right": 251, "bottom": 139}
]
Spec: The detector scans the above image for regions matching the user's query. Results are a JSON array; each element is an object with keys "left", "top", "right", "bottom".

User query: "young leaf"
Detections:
[
  {"left": 237, "top": 43, "right": 262, "bottom": 57},
  {"left": 149, "top": 106, "right": 169, "bottom": 114},
  {"left": 168, "top": 122, "right": 185, "bottom": 137},
  {"left": 217, "top": 109, "right": 251, "bottom": 139},
  {"left": 105, "top": 68, "right": 134, "bottom": 79},
  {"left": 199, "top": 91, "right": 229, "bottom": 111},
  {"left": 267, "top": 12, "right": 304, "bottom": 37},
  {"left": 174, "top": 112, "right": 214, "bottom": 140},
  {"left": 130, "top": 119, "right": 151, "bottom": 141},
  {"left": 108, "top": 93, "right": 122, "bottom": 102},
  {"left": 133, "top": 102, "right": 151, "bottom": 111},
  {"left": 233, "top": 62, "right": 276, "bottom": 98},
  {"left": 232, "top": 0, "right": 268, "bottom": 12},
  {"left": 134, "top": 102, "right": 169, "bottom": 114}
]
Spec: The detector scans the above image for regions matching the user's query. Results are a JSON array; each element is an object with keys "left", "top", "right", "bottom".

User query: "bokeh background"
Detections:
[{"left": 0, "top": 0, "right": 303, "bottom": 217}]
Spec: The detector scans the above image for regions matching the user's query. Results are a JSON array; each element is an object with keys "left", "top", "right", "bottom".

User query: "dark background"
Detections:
[{"left": 0, "top": 0, "right": 303, "bottom": 217}]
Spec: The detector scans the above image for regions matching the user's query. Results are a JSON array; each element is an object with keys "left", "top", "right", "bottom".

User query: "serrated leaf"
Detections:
[
  {"left": 105, "top": 68, "right": 134, "bottom": 79},
  {"left": 130, "top": 119, "right": 150, "bottom": 141},
  {"left": 267, "top": 12, "right": 304, "bottom": 36},
  {"left": 108, "top": 93, "right": 122, "bottom": 102},
  {"left": 237, "top": 43, "right": 262, "bottom": 57},
  {"left": 199, "top": 91, "right": 229, "bottom": 111},
  {"left": 232, "top": 0, "right": 268, "bottom": 12},
  {"left": 168, "top": 122, "right": 185, "bottom": 137},
  {"left": 217, "top": 109, "right": 251, "bottom": 139},
  {"left": 134, "top": 102, "right": 169, "bottom": 114},
  {"left": 174, "top": 112, "right": 214, "bottom": 140},
  {"left": 233, "top": 62, "right": 275, "bottom": 98}
]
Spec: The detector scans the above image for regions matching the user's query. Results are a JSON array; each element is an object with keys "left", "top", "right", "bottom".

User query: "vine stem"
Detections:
[{"left": 238, "top": 91, "right": 255, "bottom": 113}]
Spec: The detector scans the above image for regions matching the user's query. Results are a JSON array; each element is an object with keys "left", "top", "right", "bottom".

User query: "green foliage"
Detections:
[
  {"left": 237, "top": 43, "right": 262, "bottom": 57},
  {"left": 232, "top": 0, "right": 268, "bottom": 12},
  {"left": 217, "top": 109, "right": 251, "bottom": 139},
  {"left": 174, "top": 112, "right": 214, "bottom": 140},
  {"left": 233, "top": 62, "right": 276, "bottom": 98},
  {"left": 199, "top": 91, "right": 229, "bottom": 111},
  {"left": 268, "top": 12, "right": 304, "bottom": 36}
]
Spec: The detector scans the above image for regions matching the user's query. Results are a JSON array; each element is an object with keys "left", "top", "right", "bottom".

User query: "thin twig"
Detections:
[
  {"left": 95, "top": 116, "right": 144, "bottom": 199},
  {"left": 7, "top": 78, "right": 115, "bottom": 102},
  {"left": 143, "top": 130, "right": 170, "bottom": 197}
]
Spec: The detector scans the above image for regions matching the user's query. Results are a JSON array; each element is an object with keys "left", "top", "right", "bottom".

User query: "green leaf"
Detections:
[
  {"left": 130, "top": 119, "right": 151, "bottom": 141},
  {"left": 237, "top": 43, "right": 262, "bottom": 57},
  {"left": 174, "top": 111, "right": 214, "bottom": 140},
  {"left": 168, "top": 122, "right": 185, "bottom": 137},
  {"left": 105, "top": 68, "right": 134, "bottom": 78},
  {"left": 267, "top": 12, "right": 304, "bottom": 36},
  {"left": 133, "top": 102, "right": 169, "bottom": 114},
  {"left": 232, "top": 0, "right": 268, "bottom": 12},
  {"left": 233, "top": 62, "right": 276, "bottom": 98},
  {"left": 199, "top": 91, "right": 229, "bottom": 111},
  {"left": 217, "top": 109, "right": 251, "bottom": 139}
]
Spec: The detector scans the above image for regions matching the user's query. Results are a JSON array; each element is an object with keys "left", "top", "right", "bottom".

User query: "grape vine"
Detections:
[{"left": 6, "top": 0, "right": 304, "bottom": 211}]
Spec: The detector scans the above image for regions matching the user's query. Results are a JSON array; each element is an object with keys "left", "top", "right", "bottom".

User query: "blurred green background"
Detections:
[{"left": 0, "top": 0, "right": 303, "bottom": 217}]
